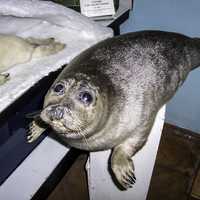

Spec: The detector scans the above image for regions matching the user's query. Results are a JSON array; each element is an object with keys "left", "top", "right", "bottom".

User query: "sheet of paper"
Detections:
[{"left": 80, "top": 0, "right": 115, "bottom": 17}]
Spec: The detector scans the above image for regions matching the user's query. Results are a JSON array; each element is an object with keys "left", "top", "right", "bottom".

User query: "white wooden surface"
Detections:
[
  {"left": 0, "top": 137, "right": 69, "bottom": 200},
  {"left": 88, "top": 106, "right": 165, "bottom": 200}
]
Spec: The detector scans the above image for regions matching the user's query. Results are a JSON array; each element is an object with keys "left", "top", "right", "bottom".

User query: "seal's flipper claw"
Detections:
[
  {"left": 26, "top": 118, "right": 47, "bottom": 143},
  {"left": 122, "top": 176, "right": 134, "bottom": 189},
  {"left": 111, "top": 146, "right": 136, "bottom": 190},
  {"left": 121, "top": 170, "right": 136, "bottom": 189},
  {"left": 126, "top": 172, "right": 136, "bottom": 185}
]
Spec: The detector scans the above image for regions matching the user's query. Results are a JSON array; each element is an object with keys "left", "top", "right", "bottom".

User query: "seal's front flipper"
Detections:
[
  {"left": 0, "top": 73, "right": 10, "bottom": 85},
  {"left": 111, "top": 145, "right": 136, "bottom": 190},
  {"left": 27, "top": 117, "right": 48, "bottom": 143},
  {"left": 110, "top": 135, "right": 148, "bottom": 190}
]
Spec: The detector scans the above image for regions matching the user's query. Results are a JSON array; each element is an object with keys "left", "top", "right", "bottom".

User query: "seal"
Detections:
[
  {"left": 27, "top": 30, "right": 200, "bottom": 190},
  {"left": 0, "top": 34, "right": 65, "bottom": 85}
]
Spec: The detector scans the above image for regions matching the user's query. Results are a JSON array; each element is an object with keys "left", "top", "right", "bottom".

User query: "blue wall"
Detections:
[{"left": 120, "top": 0, "right": 200, "bottom": 133}]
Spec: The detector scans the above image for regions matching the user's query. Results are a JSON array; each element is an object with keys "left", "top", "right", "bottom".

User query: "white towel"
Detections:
[{"left": 0, "top": 0, "right": 113, "bottom": 112}]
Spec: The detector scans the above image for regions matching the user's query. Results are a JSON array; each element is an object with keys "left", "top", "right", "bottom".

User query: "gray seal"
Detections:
[{"left": 28, "top": 30, "right": 200, "bottom": 190}]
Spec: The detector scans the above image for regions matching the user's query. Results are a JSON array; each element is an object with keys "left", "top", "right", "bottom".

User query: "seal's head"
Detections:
[{"left": 40, "top": 72, "right": 109, "bottom": 139}]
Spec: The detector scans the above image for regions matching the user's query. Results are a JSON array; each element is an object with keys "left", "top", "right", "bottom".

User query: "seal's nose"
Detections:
[{"left": 47, "top": 105, "right": 64, "bottom": 120}]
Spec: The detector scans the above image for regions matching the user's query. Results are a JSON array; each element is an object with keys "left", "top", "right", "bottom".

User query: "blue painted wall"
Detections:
[{"left": 120, "top": 0, "right": 200, "bottom": 133}]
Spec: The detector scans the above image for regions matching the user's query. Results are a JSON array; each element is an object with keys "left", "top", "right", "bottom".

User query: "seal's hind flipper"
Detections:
[{"left": 27, "top": 117, "right": 48, "bottom": 143}]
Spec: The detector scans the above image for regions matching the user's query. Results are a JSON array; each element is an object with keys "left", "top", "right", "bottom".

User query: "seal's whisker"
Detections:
[
  {"left": 26, "top": 110, "right": 42, "bottom": 119},
  {"left": 79, "top": 132, "right": 91, "bottom": 150},
  {"left": 76, "top": 127, "right": 91, "bottom": 150}
]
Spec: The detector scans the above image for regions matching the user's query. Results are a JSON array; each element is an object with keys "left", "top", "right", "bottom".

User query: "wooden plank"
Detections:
[{"left": 191, "top": 169, "right": 200, "bottom": 199}]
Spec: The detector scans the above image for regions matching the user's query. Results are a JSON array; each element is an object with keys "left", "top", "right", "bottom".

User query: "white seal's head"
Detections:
[{"left": 40, "top": 72, "right": 110, "bottom": 139}]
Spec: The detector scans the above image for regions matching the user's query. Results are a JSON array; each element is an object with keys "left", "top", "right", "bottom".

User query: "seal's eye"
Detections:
[
  {"left": 53, "top": 83, "right": 65, "bottom": 95},
  {"left": 78, "top": 91, "right": 93, "bottom": 105}
]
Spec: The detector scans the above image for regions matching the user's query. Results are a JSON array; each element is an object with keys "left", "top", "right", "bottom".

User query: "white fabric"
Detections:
[{"left": 0, "top": 0, "right": 113, "bottom": 112}]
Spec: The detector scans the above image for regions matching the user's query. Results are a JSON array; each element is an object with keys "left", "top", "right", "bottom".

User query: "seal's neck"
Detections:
[{"left": 188, "top": 38, "right": 200, "bottom": 70}]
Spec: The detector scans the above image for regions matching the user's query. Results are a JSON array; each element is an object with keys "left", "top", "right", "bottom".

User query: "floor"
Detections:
[
  {"left": 46, "top": 123, "right": 200, "bottom": 200},
  {"left": 47, "top": 153, "right": 89, "bottom": 200},
  {"left": 147, "top": 123, "right": 200, "bottom": 200}
]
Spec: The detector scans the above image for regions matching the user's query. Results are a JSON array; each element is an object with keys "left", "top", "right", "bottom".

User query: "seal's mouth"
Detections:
[
  {"left": 50, "top": 120, "right": 76, "bottom": 134},
  {"left": 40, "top": 104, "right": 89, "bottom": 139},
  {"left": 41, "top": 113, "right": 85, "bottom": 139}
]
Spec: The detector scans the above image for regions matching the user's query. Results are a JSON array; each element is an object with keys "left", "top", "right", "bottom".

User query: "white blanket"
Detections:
[{"left": 0, "top": 0, "right": 113, "bottom": 112}]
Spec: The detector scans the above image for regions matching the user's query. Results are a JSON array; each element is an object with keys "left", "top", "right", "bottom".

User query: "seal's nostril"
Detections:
[
  {"left": 47, "top": 106, "right": 64, "bottom": 120},
  {"left": 55, "top": 107, "right": 64, "bottom": 120}
]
